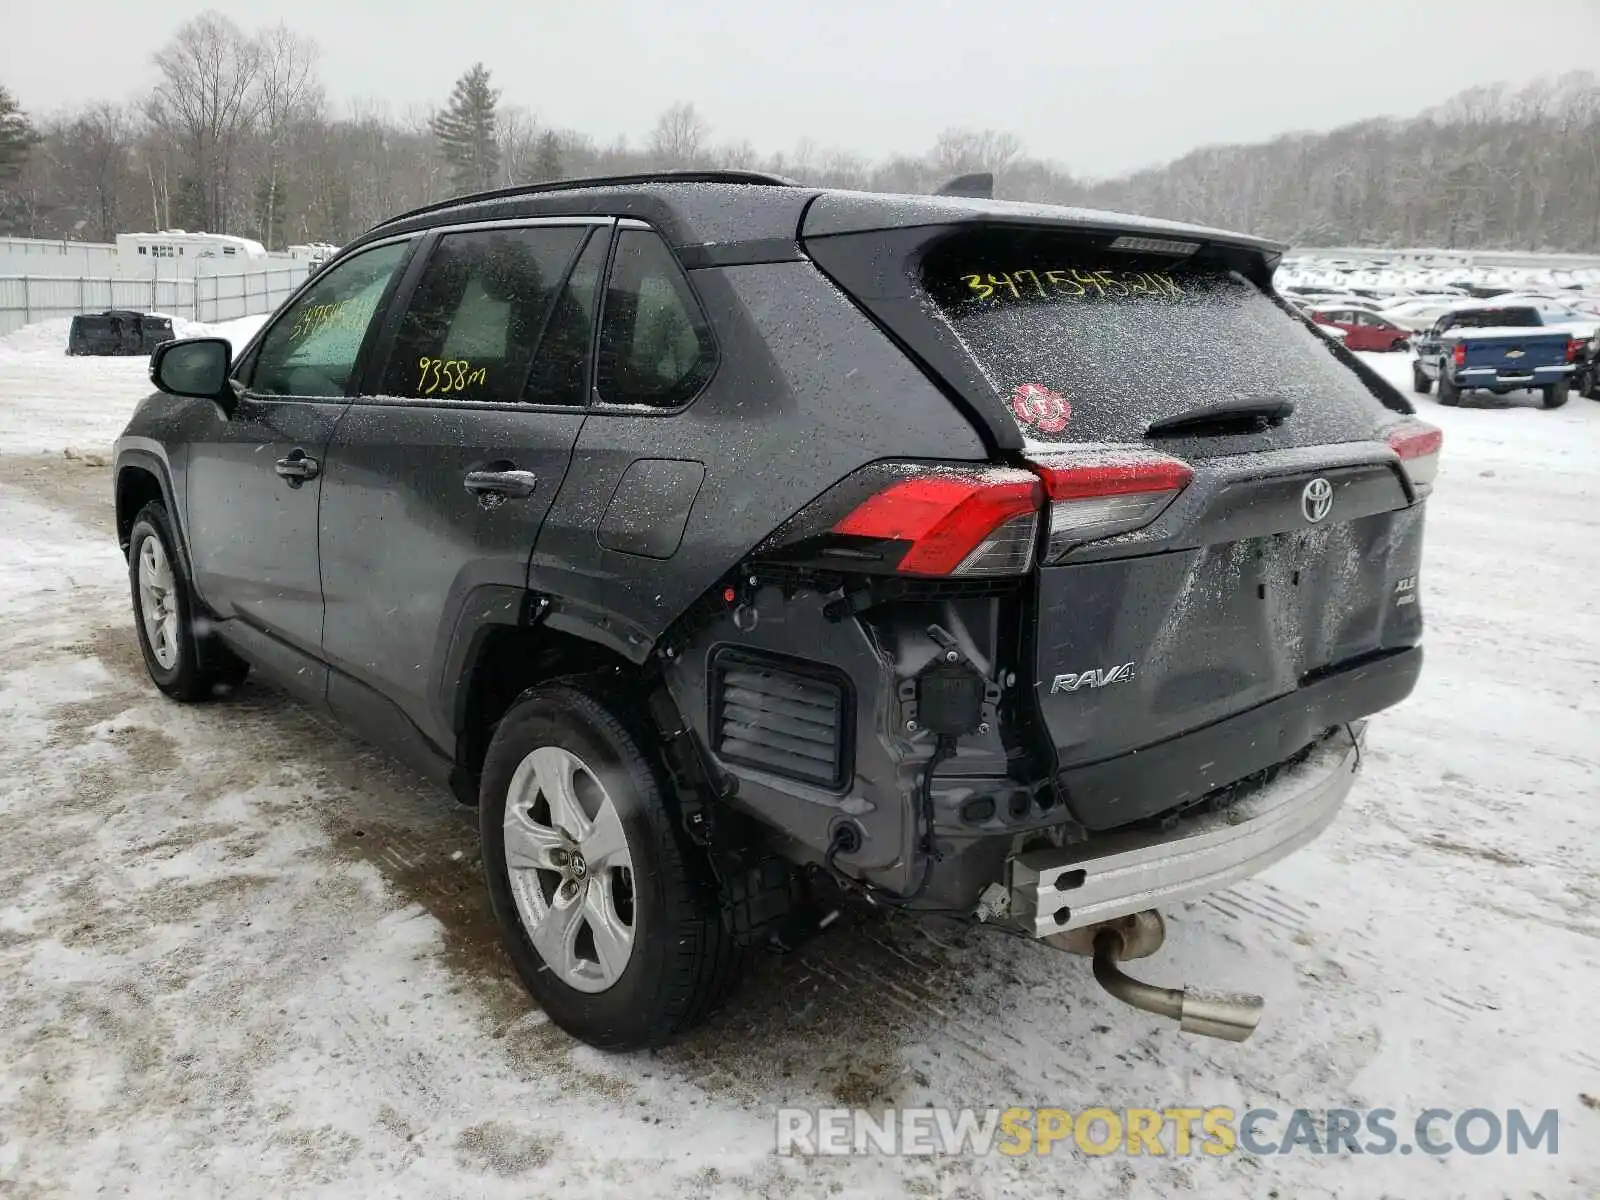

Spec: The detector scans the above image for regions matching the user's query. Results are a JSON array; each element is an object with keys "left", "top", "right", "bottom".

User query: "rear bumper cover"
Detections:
[
  {"left": 1011, "top": 723, "right": 1362, "bottom": 936},
  {"left": 1455, "top": 364, "right": 1573, "bottom": 386}
]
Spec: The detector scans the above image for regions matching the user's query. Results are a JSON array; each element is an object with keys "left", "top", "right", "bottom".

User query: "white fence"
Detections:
[{"left": 0, "top": 266, "right": 310, "bottom": 337}]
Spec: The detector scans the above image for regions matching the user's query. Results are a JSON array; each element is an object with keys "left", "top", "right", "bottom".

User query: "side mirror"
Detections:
[{"left": 150, "top": 337, "right": 233, "bottom": 402}]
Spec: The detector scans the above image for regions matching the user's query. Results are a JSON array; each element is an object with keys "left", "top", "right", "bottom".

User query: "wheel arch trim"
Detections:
[{"left": 113, "top": 440, "right": 197, "bottom": 585}]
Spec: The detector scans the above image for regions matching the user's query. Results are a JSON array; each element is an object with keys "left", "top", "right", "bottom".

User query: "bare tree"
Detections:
[
  {"left": 649, "top": 102, "right": 709, "bottom": 168},
  {"left": 147, "top": 12, "right": 264, "bottom": 233},
  {"left": 254, "top": 23, "right": 320, "bottom": 248},
  {"left": 13, "top": 26, "right": 1600, "bottom": 254},
  {"left": 931, "top": 128, "right": 1023, "bottom": 178},
  {"left": 497, "top": 105, "right": 539, "bottom": 185},
  {"left": 48, "top": 103, "right": 141, "bottom": 240}
]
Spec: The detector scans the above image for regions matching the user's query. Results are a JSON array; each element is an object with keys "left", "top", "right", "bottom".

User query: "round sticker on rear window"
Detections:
[{"left": 1010, "top": 382, "right": 1071, "bottom": 433}]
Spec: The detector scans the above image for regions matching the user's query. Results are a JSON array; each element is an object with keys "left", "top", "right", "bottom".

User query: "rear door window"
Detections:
[
  {"left": 920, "top": 229, "right": 1392, "bottom": 446},
  {"left": 381, "top": 224, "right": 587, "bottom": 403},
  {"left": 523, "top": 228, "right": 608, "bottom": 407}
]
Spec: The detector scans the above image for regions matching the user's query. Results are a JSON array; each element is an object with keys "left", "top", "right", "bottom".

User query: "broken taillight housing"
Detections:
[
  {"left": 830, "top": 468, "right": 1042, "bottom": 576},
  {"left": 1028, "top": 450, "right": 1194, "bottom": 563},
  {"left": 1385, "top": 419, "right": 1443, "bottom": 490}
]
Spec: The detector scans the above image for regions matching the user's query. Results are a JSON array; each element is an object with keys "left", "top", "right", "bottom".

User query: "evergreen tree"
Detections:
[
  {"left": 0, "top": 84, "right": 40, "bottom": 233},
  {"left": 431, "top": 64, "right": 500, "bottom": 194},
  {"left": 532, "top": 130, "right": 562, "bottom": 182},
  {"left": 170, "top": 174, "right": 209, "bottom": 232}
]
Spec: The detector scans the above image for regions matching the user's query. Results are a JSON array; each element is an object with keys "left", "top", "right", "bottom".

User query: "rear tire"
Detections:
[
  {"left": 127, "top": 502, "right": 250, "bottom": 701},
  {"left": 1542, "top": 380, "right": 1571, "bottom": 409},
  {"left": 479, "top": 681, "right": 742, "bottom": 1049},
  {"left": 1411, "top": 362, "right": 1433, "bottom": 394},
  {"left": 1437, "top": 373, "right": 1461, "bottom": 407}
]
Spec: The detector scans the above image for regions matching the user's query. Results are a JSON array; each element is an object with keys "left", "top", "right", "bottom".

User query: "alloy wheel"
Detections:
[
  {"left": 137, "top": 535, "right": 181, "bottom": 670},
  {"left": 502, "top": 745, "right": 637, "bottom": 993}
]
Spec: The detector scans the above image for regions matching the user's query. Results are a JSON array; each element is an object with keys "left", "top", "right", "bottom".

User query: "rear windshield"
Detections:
[
  {"left": 1437, "top": 308, "right": 1540, "bottom": 331},
  {"left": 920, "top": 229, "right": 1389, "bottom": 445}
]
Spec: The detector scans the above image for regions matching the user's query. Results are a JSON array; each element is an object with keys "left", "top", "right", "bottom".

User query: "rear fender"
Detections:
[
  {"left": 657, "top": 574, "right": 1060, "bottom": 901},
  {"left": 526, "top": 258, "right": 988, "bottom": 665}
]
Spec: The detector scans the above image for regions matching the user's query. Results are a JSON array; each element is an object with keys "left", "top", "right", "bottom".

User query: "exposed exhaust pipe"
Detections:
[{"left": 1091, "top": 927, "right": 1264, "bottom": 1043}]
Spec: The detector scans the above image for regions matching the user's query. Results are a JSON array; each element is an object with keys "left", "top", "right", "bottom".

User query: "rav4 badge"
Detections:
[{"left": 1050, "top": 663, "right": 1136, "bottom": 694}]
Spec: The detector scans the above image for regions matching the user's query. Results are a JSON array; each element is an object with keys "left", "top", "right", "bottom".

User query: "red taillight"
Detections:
[
  {"left": 831, "top": 469, "right": 1042, "bottom": 576},
  {"left": 1452, "top": 341, "right": 1466, "bottom": 367},
  {"left": 1567, "top": 338, "right": 1584, "bottom": 364},
  {"left": 1386, "top": 420, "right": 1443, "bottom": 489},
  {"left": 1028, "top": 450, "right": 1194, "bottom": 562}
]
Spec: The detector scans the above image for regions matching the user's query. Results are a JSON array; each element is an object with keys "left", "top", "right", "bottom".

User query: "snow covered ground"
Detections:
[{"left": 0, "top": 321, "right": 1597, "bottom": 1198}]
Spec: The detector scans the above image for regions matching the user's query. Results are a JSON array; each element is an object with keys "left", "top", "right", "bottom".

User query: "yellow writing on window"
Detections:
[
  {"left": 288, "top": 296, "right": 377, "bottom": 342},
  {"left": 416, "top": 357, "right": 490, "bottom": 396},
  {"left": 961, "top": 267, "right": 1184, "bottom": 302}
]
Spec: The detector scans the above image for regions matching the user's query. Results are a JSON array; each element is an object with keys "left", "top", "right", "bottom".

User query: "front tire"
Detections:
[
  {"left": 480, "top": 681, "right": 742, "bottom": 1049},
  {"left": 127, "top": 502, "right": 249, "bottom": 701},
  {"left": 1411, "top": 362, "right": 1433, "bottom": 394},
  {"left": 1542, "top": 380, "right": 1571, "bottom": 409}
]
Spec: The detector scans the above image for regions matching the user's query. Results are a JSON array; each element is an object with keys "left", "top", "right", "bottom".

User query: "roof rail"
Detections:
[{"left": 370, "top": 170, "right": 800, "bottom": 230}]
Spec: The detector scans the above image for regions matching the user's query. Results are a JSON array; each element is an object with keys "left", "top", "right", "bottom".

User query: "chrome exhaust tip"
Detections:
[{"left": 1091, "top": 927, "right": 1264, "bottom": 1043}]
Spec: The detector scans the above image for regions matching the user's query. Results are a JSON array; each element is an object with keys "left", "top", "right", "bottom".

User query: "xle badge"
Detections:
[{"left": 1050, "top": 663, "right": 1135, "bottom": 694}]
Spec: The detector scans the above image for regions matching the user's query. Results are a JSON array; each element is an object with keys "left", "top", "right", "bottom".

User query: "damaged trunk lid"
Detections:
[{"left": 804, "top": 207, "right": 1429, "bottom": 831}]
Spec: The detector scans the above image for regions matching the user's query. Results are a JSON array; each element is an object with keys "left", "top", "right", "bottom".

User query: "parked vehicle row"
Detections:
[
  {"left": 1286, "top": 282, "right": 1600, "bottom": 407},
  {"left": 1304, "top": 305, "right": 1413, "bottom": 352}
]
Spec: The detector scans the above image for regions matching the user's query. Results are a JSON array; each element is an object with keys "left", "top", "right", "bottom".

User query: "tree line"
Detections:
[{"left": 1, "top": 11, "right": 1597, "bottom": 252}]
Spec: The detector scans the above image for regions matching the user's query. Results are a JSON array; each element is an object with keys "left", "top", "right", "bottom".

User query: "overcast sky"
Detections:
[{"left": 5, "top": 0, "right": 1599, "bottom": 177}]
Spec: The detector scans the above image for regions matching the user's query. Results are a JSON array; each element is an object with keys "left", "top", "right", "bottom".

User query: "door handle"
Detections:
[
  {"left": 274, "top": 450, "right": 320, "bottom": 488},
  {"left": 464, "top": 469, "right": 539, "bottom": 501}
]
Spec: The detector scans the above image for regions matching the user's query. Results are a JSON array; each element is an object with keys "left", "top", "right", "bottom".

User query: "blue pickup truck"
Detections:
[{"left": 1411, "top": 303, "right": 1582, "bottom": 409}]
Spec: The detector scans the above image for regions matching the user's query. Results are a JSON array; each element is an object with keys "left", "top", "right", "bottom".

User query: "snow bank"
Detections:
[
  {"left": 0, "top": 313, "right": 271, "bottom": 454},
  {"left": 0, "top": 313, "right": 271, "bottom": 359}
]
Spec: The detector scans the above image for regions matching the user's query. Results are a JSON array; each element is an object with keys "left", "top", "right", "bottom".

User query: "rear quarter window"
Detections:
[{"left": 919, "top": 229, "right": 1395, "bottom": 446}]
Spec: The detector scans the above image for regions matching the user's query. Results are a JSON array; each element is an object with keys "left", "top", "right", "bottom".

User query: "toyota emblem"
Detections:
[{"left": 1301, "top": 478, "right": 1334, "bottom": 524}]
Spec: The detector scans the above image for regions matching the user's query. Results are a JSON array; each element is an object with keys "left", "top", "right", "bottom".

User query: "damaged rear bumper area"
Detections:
[{"left": 1009, "top": 723, "right": 1363, "bottom": 938}]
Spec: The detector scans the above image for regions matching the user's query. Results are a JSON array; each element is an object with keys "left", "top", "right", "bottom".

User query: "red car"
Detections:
[{"left": 1308, "top": 306, "right": 1413, "bottom": 352}]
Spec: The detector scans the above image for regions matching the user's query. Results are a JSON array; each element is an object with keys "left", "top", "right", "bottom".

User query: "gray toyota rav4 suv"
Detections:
[{"left": 114, "top": 171, "right": 1438, "bottom": 1049}]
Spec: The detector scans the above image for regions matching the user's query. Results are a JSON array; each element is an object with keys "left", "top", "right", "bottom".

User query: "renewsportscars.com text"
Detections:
[{"left": 775, "top": 1106, "right": 1561, "bottom": 1158}]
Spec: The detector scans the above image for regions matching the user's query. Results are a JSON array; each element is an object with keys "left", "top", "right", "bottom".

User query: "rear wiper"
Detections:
[{"left": 1145, "top": 398, "right": 1295, "bottom": 439}]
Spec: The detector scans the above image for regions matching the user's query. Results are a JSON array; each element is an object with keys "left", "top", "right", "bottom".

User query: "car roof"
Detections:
[
  {"left": 1308, "top": 302, "right": 1385, "bottom": 314},
  {"left": 357, "top": 172, "right": 818, "bottom": 262},
  {"left": 1438, "top": 298, "right": 1545, "bottom": 314},
  {"left": 347, "top": 170, "right": 1283, "bottom": 266}
]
